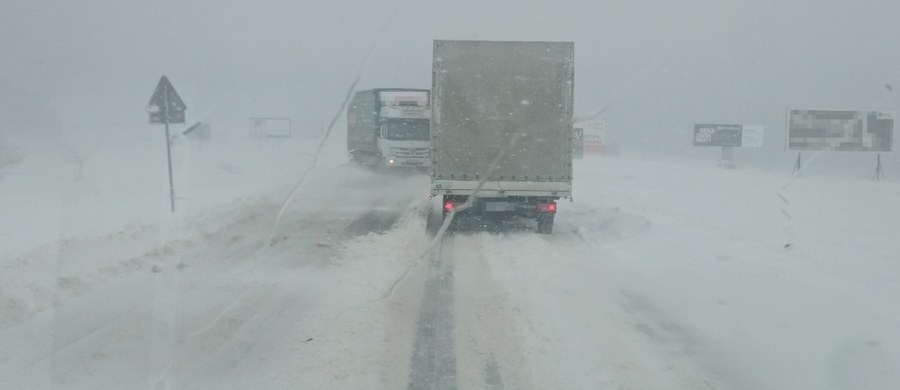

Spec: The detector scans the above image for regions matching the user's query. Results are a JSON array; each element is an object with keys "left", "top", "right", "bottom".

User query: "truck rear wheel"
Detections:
[{"left": 536, "top": 214, "right": 554, "bottom": 234}]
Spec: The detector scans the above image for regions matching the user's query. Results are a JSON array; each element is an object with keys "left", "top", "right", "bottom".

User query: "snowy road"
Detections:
[
  {"left": 407, "top": 238, "right": 457, "bottom": 390},
  {"left": 0, "top": 166, "right": 435, "bottom": 389},
  {"left": 402, "top": 229, "right": 728, "bottom": 390},
  {"left": 2, "top": 156, "right": 899, "bottom": 389},
  {"left": 5, "top": 1, "right": 900, "bottom": 387},
  {"left": 398, "top": 155, "right": 900, "bottom": 390}
]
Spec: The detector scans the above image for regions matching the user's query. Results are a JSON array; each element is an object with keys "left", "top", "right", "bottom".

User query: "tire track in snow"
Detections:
[
  {"left": 407, "top": 237, "right": 457, "bottom": 390},
  {"left": 406, "top": 232, "right": 529, "bottom": 390},
  {"left": 475, "top": 231, "right": 732, "bottom": 389}
]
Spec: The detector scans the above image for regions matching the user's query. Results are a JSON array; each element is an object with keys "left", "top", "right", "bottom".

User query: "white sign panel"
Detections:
[
  {"left": 741, "top": 124, "right": 764, "bottom": 148},
  {"left": 574, "top": 119, "right": 606, "bottom": 154},
  {"left": 250, "top": 117, "right": 291, "bottom": 138}
]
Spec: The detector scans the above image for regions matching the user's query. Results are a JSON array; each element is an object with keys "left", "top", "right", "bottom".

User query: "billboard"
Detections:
[
  {"left": 787, "top": 110, "right": 893, "bottom": 152},
  {"left": 693, "top": 123, "right": 765, "bottom": 148},
  {"left": 250, "top": 117, "right": 291, "bottom": 138},
  {"left": 574, "top": 119, "right": 605, "bottom": 154},
  {"left": 693, "top": 124, "right": 742, "bottom": 147}
]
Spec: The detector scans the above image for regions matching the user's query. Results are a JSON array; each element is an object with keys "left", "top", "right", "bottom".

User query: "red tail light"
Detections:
[
  {"left": 536, "top": 203, "right": 557, "bottom": 213},
  {"left": 443, "top": 201, "right": 454, "bottom": 212}
]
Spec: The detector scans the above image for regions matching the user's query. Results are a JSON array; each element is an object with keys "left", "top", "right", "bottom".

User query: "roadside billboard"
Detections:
[
  {"left": 787, "top": 110, "right": 893, "bottom": 152},
  {"left": 574, "top": 119, "right": 605, "bottom": 154},
  {"left": 250, "top": 117, "right": 291, "bottom": 138},
  {"left": 693, "top": 123, "right": 764, "bottom": 148},
  {"left": 693, "top": 124, "right": 742, "bottom": 147}
]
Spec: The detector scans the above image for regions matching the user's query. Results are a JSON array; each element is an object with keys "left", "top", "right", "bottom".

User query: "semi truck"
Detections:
[
  {"left": 430, "top": 40, "right": 575, "bottom": 234},
  {"left": 347, "top": 88, "right": 431, "bottom": 169}
]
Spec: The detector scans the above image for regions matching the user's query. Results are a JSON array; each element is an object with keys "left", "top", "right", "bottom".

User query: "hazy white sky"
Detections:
[{"left": 2, "top": 0, "right": 899, "bottom": 148}]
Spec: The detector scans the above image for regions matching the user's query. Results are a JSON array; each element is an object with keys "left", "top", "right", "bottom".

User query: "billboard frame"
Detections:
[
  {"left": 786, "top": 109, "right": 893, "bottom": 152},
  {"left": 249, "top": 117, "right": 292, "bottom": 139}
]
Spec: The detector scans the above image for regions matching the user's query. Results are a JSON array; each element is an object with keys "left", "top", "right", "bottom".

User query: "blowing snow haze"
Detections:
[
  {"left": 2, "top": 0, "right": 899, "bottom": 154},
  {"left": 2, "top": 2, "right": 900, "bottom": 390}
]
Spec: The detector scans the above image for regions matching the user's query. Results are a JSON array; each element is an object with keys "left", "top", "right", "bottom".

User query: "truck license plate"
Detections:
[{"left": 486, "top": 202, "right": 510, "bottom": 212}]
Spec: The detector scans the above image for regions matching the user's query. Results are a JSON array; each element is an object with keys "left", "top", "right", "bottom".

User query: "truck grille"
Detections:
[{"left": 391, "top": 148, "right": 429, "bottom": 158}]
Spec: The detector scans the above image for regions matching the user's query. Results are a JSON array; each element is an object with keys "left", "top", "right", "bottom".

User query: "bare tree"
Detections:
[
  {"left": 0, "top": 138, "right": 23, "bottom": 182},
  {"left": 63, "top": 145, "right": 99, "bottom": 180}
]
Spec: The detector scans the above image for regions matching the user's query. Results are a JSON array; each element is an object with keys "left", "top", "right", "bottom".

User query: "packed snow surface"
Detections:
[{"left": 1, "top": 148, "right": 898, "bottom": 389}]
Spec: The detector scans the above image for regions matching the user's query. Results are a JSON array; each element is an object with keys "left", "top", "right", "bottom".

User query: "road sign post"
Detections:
[
  {"left": 147, "top": 76, "right": 186, "bottom": 213},
  {"left": 163, "top": 84, "right": 175, "bottom": 213}
]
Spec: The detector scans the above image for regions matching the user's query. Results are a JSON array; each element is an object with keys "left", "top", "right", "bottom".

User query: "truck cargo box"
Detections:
[{"left": 431, "top": 40, "right": 574, "bottom": 198}]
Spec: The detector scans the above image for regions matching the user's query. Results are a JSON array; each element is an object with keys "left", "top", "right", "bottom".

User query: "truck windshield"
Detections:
[{"left": 386, "top": 119, "right": 429, "bottom": 141}]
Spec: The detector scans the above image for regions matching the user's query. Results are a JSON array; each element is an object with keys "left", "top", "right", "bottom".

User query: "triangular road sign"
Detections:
[{"left": 146, "top": 76, "right": 186, "bottom": 113}]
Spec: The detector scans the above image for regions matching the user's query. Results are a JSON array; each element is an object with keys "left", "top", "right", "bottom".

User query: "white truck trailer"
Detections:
[
  {"left": 347, "top": 88, "right": 431, "bottom": 169},
  {"left": 430, "top": 40, "right": 574, "bottom": 234}
]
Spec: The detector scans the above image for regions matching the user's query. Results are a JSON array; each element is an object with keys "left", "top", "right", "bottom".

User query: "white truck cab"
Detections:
[{"left": 348, "top": 89, "right": 431, "bottom": 170}]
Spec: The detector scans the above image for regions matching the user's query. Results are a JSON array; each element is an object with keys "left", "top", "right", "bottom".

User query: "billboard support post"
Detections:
[
  {"left": 792, "top": 152, "right": 803, "bottom": 177},
  {"left": 874, "top": 153, "right": 885, "bottom": 181},
  {"left": 720, "top": 146, "right": 735, "bottom": 169}
]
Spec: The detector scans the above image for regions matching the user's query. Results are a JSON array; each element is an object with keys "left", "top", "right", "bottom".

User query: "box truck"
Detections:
[{"left": 431, "top": 40, "right": 574, "bottom": 234}]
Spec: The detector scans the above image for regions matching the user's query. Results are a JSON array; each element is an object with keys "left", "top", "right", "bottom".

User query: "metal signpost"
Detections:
[{"left": 146, "top": 76, "right": 186, "bottom": 213}]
